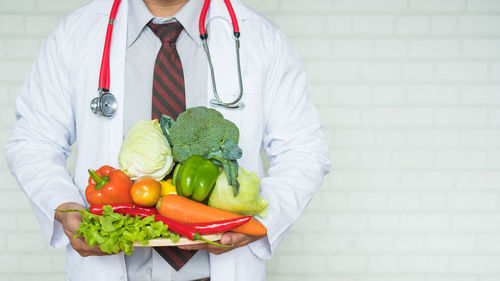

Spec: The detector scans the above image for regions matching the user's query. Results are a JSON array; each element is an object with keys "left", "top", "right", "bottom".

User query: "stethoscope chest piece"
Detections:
[{"left": 90, "top": 90, "right": 117, "bottom": 118}]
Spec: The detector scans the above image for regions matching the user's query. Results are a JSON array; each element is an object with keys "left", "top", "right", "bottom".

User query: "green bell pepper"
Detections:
[{"left": 173, "top": 155, "right": 220, "bottom": 202}]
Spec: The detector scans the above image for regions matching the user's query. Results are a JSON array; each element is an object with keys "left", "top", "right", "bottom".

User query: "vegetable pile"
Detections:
[{"left": 71, "top": 106, "right": 269, "bottom": 255}]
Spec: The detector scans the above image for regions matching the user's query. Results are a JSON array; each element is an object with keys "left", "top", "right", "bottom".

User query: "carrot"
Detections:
[{"left": 157, "top": 194, "right": 267, "bottom": 236}]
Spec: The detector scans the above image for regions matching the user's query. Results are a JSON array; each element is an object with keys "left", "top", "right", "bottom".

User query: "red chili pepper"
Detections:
[
  {"left": 188, "top": 216, "right": 251, "bottom": 234},
  {"left": 113, "top": 208, "right": 231, "bottom": 247},
  {"left": 112, "top": 208, "right": 250, "bottom": 234},
  {"left": 89, "top": 203, "right": 158, "bottom": 216}
]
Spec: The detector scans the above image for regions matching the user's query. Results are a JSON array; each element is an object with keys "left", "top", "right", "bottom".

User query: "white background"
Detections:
[{"left": 1, "top": 0, "right": 500, "bottom": 280}]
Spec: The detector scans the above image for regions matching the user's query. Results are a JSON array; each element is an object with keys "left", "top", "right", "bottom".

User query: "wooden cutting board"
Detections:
[{"left": 133, "top": 234, "right": 222, "bottom": 247}]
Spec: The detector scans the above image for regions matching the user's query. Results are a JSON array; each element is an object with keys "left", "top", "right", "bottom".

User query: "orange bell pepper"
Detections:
[{"left": 85, "top": 165, "right": 133, "bottom": 205}]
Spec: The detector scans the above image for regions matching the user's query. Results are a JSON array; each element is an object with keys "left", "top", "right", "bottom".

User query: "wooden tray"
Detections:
[{"left": 133, "top": 234, "right": 222, "bottom": 247}]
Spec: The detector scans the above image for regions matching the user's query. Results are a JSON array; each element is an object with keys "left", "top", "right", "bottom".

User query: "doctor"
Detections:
[{"left": 5, "top": 0, "right": 330, "bottom": 280}]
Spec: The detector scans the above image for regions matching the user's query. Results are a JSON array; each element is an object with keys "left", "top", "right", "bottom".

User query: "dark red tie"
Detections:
[
  {"left": 149, "top": 21, "right": 186, "bottom": 120},
  {"left": 148, "top": 20, "right": 195, "bottom": 271}
]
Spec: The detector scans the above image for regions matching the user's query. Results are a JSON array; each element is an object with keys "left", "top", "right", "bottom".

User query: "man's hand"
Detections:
[
  {"left": 55, "top": 202, "right": 109, "bottom": 257},
  {"left": 177, "top": 232, "right": 266, "bottom": 255}
]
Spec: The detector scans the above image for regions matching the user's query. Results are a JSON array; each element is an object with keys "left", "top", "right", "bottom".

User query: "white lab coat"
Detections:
[{"left": 5, "top": 0, "right": 330, "bottom": 280}]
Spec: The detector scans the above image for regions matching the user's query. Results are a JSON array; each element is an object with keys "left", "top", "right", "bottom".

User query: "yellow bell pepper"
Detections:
[{"left": 160, "top": 179, "right": 176, "bottom": 196}]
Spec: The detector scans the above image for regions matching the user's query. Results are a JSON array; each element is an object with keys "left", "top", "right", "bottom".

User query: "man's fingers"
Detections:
[
  {"left": 220, "top": 234, "right": 233, "bottom": 245},
  {"left": 69, "top": 236, "right": 108, "bottom": 256},
  {"left": 219, "top": 232, "right": 249, "bottom": 247},
  {"left": 177, "top": 232, "right": 265, "bottom": 255},
  {"left": 177, "top": 241, "right": 230, "bottom": 255},
  {"left": 57, "top": 202, "right": 109, "bottom": 257},
  {"left": 64, "top": 227, "right": 108, "bottom": 257}
]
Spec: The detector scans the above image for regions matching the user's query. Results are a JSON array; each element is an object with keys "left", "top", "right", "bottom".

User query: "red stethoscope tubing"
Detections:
[
  {"left": 199, "top": 0, "right": 239, "bottom": 36},
  {"left": 98, "top": 0, "right": 121, "bottom": 90},
  {"left": 223, "top": 0, "right": 239, "bottom": 34},
  {"left": 99, "top": 0, "right": 240, "bottom": 91}
]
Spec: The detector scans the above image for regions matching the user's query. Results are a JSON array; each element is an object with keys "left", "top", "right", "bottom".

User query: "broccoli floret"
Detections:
[
  {"left": 160, "top": 106, "right": 243, "bottom": 195},
  {"left": 169, "top": 107, "right": 239, "bottom": 162}
]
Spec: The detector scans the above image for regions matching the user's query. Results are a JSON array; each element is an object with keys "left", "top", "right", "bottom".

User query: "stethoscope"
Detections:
[{"left": 91, "top": 0, "right": 244, "bottom": 118}]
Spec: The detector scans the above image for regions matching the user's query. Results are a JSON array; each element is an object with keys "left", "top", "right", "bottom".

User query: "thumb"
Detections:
[{"left": 220, "top": 233, "right": 233, "bottom": 245}]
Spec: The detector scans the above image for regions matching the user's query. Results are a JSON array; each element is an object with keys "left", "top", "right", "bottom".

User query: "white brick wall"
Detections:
[{"left": 1, "top": 0, "right": 500, "bottom": 280}]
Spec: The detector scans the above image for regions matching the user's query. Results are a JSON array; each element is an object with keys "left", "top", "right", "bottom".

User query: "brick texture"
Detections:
[{"left": 1, "top": 0, "right": 500, "bottom": 280}]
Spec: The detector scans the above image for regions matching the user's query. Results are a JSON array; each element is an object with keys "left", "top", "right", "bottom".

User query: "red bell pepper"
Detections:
[{"left": 85, "top": 165, "right": 133, "bottom": 205}]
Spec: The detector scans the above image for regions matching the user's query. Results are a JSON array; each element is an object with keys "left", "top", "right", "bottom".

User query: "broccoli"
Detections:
[{"left": 160, "top": 106, "right": 242, "bottom": 196}]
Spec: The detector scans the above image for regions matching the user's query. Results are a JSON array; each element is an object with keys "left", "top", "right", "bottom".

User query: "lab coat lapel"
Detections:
[
  {"left": 203, "top": 0, "right": 247, "bottom": 125},
  {"left": 204, "top": 1, "right": 249, "bottom": 280},
  {"left": 203, "top": 11, "right": 239, "bottom": 274},
  {"left": 78, "top": 0, "right": 127, "bottom": 169},
  {"left": 205, "top": 8, "right": 239, "bottom": 106},
  {"left": 89, "top": 0, "right": 127, "bottom": 166},
  {"left": 99, "top": 0, "right": 129, "bottom": 276},
  {"left": 106, "top": 0, "right": 127, "bottom": 161},
  {"left": 72, "top": 1, "right": 129, "bottom": 280}
]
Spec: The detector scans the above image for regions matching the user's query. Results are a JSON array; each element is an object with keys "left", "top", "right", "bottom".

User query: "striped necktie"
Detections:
[
  {"left": 148, "top": 20, "right": 186, "bottom": 120},
  {"left": 148, "top": 20, "right": 196, "bottom": 271}
]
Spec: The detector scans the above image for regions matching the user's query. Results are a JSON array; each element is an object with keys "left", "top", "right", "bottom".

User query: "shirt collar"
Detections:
[{"left": 127, "top": 0, "right": 203, "bottom": 47}]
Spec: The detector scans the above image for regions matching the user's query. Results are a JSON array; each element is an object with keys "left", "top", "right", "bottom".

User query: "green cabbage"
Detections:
[
  {"left": 118, "top": 120, "right": 174, "bottom": 181},
  {"left": 208, "top": 167, "right": 268, "bottom": 218}
]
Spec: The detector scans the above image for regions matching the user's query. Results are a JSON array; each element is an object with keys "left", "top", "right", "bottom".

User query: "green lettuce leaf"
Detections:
[{"left": 75, "top": 206, "right": 179, "bottom": 255}]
